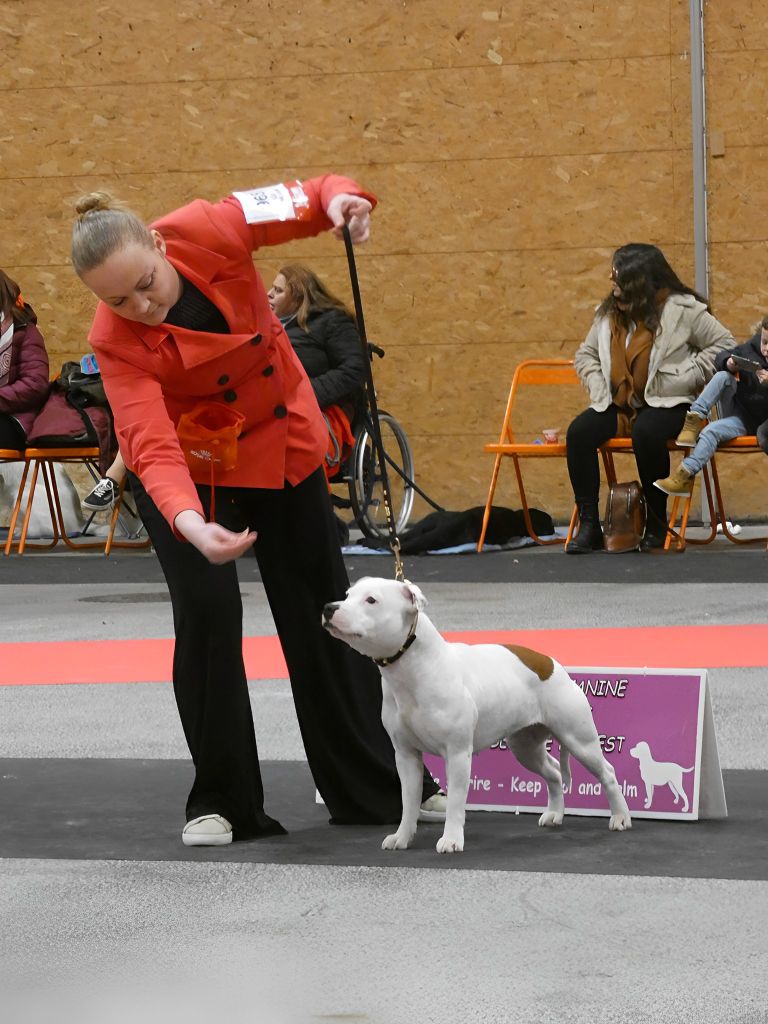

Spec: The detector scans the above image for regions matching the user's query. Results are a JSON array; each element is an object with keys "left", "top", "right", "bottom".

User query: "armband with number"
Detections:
[{"left": 232, "top": 181, "right": 311, "bottom": 225}]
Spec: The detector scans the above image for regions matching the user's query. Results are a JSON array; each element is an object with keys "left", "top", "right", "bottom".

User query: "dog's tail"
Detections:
[{"left": 559, "top": 744, "right": 572, "bottom": 789}]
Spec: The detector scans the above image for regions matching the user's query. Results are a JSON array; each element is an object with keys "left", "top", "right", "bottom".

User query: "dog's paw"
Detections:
[
  {"left": 609, "top": 812, "right": 632, "bottom": 832},
  {"left": 436, "top": 832, "right": 464, "bottom": 854},
  {"left": 381, "top": 831, "right": 414, "bottom": 851},
  {"left": 538, "top": 810, "right": 564, "bottom": 828}
]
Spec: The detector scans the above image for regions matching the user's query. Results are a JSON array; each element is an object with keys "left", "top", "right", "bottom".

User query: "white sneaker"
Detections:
[
  {"left": 182, "top": 813, "right": 233, "bottom": 846},
  {"left": 419, "top": 791, "right": 447, "bottom": 822}
]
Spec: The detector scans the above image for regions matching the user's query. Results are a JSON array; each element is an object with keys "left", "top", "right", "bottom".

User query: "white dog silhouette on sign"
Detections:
[{"left": 630, "top": 740, "right": 694, "bottom": 812}]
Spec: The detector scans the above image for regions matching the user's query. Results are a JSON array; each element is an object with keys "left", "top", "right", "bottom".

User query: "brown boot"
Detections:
[
  {"left": 676, "top": 412, "right": 706, "bottom": 448},
  {"left": 654, "top": 465, "right": 694, "bottom": 496}
]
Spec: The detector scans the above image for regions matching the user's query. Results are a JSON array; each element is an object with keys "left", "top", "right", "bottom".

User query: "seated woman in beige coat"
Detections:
[{"left": 565, "top": 243, "right": 733, "bottom": 553}]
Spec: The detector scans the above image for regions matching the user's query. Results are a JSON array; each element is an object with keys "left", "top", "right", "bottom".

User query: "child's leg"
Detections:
[
  {"left": 689, "top": 370, "right": 738, "bottom": 419},
  {"left": 683, "top": 413, "right": 747, "bottom": 474}
]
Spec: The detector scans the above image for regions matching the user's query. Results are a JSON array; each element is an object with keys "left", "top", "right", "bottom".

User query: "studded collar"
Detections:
[{"left": 373, "top": 611, "right": 419, "bottom": 667}]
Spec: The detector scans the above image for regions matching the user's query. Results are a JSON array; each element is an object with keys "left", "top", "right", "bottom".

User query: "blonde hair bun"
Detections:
[
  {"left": 74, "top": 191, "right": 122, "bottom": 218},
  {"left": 71, "top": 192, "right": 150, "bottom": 275}
]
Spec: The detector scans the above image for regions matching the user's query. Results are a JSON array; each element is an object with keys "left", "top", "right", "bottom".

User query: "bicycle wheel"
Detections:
[{"left": 349, "top": 412, "right": 415, "bottom": 539}]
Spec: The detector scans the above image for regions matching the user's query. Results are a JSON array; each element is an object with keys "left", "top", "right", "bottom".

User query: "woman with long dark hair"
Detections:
[{"left": 565, "top": 243, "right": 733, "bottom": 553}]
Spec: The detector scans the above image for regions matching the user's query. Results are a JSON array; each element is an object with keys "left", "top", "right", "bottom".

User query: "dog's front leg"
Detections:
[
  {"left": 381, "top": 746, "right": 422, "bottom": 851},
  {"left": 643, "top": 780, "right": 654, "bottom": 809},
  {"left": 436, "top": 749, "right": 472, "bottom": 853}
]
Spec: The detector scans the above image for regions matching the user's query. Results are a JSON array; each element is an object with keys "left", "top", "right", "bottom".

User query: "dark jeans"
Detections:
[
  {"left": 566, "top": 403, "right": 689, "bottom": 528},
  {"left": 129, "top": 466, "right": 437, "bottom": 837}
]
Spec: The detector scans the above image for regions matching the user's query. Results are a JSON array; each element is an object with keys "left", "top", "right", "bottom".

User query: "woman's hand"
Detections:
[
  {"left": 326, "top": 193, "right": 372, "bottom": 244},
  {"left": 174, "top": 509, "right": 257, "bottom": 565},
  {"left": 726, "top": 357, "right": 738, "bottom": 373}
]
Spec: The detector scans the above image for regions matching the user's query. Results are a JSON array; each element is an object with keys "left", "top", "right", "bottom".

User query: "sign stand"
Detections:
[
  {"left": 422, "top": 666, "right": 727, "bottom": 822},
  {"left": 697, "top": 677, "right": 727, "bottom": 819}
]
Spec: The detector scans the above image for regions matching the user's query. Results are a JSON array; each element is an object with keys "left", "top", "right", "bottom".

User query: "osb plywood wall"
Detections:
[{"left": 1, "top": 0, "right": 767, "bottom": 521}]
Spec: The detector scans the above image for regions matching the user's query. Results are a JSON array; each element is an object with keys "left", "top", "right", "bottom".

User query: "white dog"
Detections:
[
  {"left": 322, "top": 577, "right": 631, "bottom": 853},
  {"left": 629, "top": 740, "right": 694, "bottom": 812}
]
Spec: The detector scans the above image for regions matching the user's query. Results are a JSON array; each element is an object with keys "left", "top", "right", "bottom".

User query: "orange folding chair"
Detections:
[
  {"left": 698, "top": 437, "right": 768, "bottom": 547},
  {"left": 478, "top": 360, "right": 581, "bottom": 550},
  {"left": 4, "top": 447, "right": 150, "bottom": 555},
  {"left": 478, "top": 359, "right": 701, "bottom": 552}
]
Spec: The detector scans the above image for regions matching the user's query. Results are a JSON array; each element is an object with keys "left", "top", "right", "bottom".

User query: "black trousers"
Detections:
[
  {"left": 566, "top": 403, "right": 689, "bottom": 527},
  {"left": 0, "top": 414, "right": 26, "bottom": 449},
  {"left": 129, "top": 466, "right": 437, "bottom": 837}
]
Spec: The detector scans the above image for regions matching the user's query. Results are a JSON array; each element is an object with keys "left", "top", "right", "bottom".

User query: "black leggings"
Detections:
[
  {"left": 129, "top": 466, "right": 437, "bottom": 836},
  {"left": 566, "top": 403, "right": 689, "bottom": 526},
  {"left": 0, "top": 414, "right": 26, "bottom": 449}
]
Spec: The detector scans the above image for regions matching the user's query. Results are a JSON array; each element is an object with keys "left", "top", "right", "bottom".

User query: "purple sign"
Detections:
[{"left": 424, "top": 667, "right": 710, "bottom": 821}]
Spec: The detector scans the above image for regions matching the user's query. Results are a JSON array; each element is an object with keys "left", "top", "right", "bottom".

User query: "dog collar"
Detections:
[{"left": 374, "top": 612, "right": 419, "bottom": 667}]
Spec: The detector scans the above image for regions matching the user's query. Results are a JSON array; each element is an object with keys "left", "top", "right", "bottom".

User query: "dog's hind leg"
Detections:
[
  {"left": 547, "top": 681, "right": 631, "bottom": 831},
  {"left": 507, "top": 726, "right": 565, "bottom": 827},
  {"left": 668, "top": 780, "right": 689, "bottom": 813},
  {"left": 382, "top": 745, "right": 423, "bottom": 851},
  {"left": 560, "top": 725, "right": 632, "bottom": 831}
]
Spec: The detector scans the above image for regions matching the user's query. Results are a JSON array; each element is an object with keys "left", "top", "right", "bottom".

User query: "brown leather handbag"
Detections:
[{"left": 603, "top": 481, "right": 647, "bottom": 553}]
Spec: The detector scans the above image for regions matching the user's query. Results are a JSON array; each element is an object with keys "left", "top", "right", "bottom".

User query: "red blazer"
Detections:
[{"left": 88, "top": 174, "right": 375, "bottom": 528}]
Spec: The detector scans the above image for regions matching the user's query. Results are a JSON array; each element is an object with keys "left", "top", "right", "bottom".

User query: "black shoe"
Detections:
[
  {"left": 640, "top": 530, "right": 666, "bottom": 552},
  {"left": 82, "top": 477, "right": 119, "bottom": 511},
  {"left": 565, "top": 520, "right": 603, "bottom": 554}
]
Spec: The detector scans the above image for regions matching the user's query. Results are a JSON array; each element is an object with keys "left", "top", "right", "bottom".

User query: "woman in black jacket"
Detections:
[{"left": 268, "top": 264, "right": 366, "bottom": 486}]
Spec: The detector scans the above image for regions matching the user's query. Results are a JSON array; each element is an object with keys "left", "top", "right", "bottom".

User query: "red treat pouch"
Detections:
[{"left": 177, "top": 402, "right": 246, "bottom": 520}]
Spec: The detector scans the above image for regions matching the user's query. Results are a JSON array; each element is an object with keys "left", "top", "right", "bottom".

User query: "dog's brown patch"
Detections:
[{"left": 503, "top": 644, "right": 554, "bottom": 681}]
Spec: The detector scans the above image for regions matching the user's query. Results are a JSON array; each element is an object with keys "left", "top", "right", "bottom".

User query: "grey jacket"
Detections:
[{"left": 574, "top": 293, "right": 734, "bottom": 411}]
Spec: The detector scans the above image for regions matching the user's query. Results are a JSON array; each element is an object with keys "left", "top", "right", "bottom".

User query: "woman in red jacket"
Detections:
[
  {"left": 0, "top": 270, "right": 50, "bottom": 449},
  {"left": 71, "top": 176, "right": 442, "bottom": 846}
]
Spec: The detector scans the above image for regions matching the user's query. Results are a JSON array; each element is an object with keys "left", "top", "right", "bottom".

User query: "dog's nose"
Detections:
[{"left": 322, "top": 603, "right": 338, "bottom": 624}]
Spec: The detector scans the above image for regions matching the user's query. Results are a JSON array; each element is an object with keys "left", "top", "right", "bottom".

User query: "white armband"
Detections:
[{"left": 232, "top": 181, "right": 310, "bottom": 224}]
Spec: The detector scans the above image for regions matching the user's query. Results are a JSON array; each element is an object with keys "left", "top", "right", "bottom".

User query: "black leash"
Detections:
[
  {"left": 645, "top": 501, "right": 687, "bottom": 550},
  {"left": 357, "top": 406, "right": 444, "bottom": 513},
  {"left": 342, "top": 224, "right": 404, "bottom": 580}
]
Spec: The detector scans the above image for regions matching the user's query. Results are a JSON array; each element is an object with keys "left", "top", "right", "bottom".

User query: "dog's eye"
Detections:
[{"left": 366, "top": 596, "right": 377, "bottom": 605}]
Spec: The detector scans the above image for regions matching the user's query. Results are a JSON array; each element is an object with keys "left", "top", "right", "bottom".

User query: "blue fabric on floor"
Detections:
[{"left": 341, "top": 530, "right": 566, "bottom": 556}]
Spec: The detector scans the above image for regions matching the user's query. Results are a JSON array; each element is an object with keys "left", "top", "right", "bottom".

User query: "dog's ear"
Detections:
[{"left": 402, "top": 581, "right": 427, "bottom": 610}]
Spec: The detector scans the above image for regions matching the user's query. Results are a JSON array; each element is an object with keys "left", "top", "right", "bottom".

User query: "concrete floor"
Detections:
[{"left": 1, "top": 544, "right": 767, "bottom": 1023}]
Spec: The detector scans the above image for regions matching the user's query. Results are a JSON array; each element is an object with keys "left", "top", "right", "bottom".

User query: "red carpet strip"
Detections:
[{"left": 1, "top": 623, "right": 767, "bottom": 686}]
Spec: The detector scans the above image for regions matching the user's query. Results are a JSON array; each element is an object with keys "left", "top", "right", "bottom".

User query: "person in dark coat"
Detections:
[
  {"left": 267, "top": 264, "right": 365, "bottom": 484},
  {"left": 0, "top": 269, "right": 50, "bottom": 449}
]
